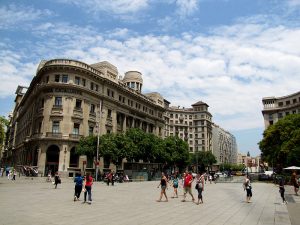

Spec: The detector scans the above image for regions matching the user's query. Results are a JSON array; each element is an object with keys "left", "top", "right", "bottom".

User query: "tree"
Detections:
[
  {"left": 0, "top": 116, "right": 9, "bottom": 147},
  {"left": 259, "top": 114, "right": 300, "bottom": 169},
  {"left": 190, "top": 150, "right": 217, "bottom": 172},
  {"left": 76, "top": 135, "right": 97, "bottom": 157}
]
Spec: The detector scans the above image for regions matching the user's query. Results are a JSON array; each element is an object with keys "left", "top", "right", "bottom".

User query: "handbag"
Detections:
[{"left": 195, "top": 183, "right": 199, "bottom": 190}]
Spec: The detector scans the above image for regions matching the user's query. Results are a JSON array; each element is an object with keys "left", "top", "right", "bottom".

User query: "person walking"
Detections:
[
  {"left": 291, "top": 172, "right": 299, "bottom": 196},
  {"left": 243, "top": 175, "right": 252, "bottom": 203},
  {"left": 54, "top": 172, "right": 61, "bottom": 189},
  {"left": 195, "top": 172, "right": 205, "bottom": 205},
  {"left": 182, "top": 171, "right": 195, "bottom": 202},
  {"left": 157, "top": 172, "right": 168, "bottom": 202},
  {"left": 106, "top": 171, "right": 113, "bottom": 186},
  {"left": 74, "top": 173, "right": 83, "bottom": 201},
  {"left": 171, "top": 174, "right": 179, "bottom": 198},
  {"left": 278, "top": 177, "right": 287, "bottom": 204},
  {"left": 83, "top": 173, "right": 93, "bottom": 204}
]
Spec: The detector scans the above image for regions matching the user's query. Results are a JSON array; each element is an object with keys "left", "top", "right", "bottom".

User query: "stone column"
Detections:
[
  {"left": 38, "top": 146, "right": 46, "bottom": 176},
  {"left": 123, "top": 115, "right": 126, "bottom": 131}
]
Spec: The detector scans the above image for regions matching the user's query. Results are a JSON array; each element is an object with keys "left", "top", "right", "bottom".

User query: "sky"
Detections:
[{"left": 1, "top": 0, "right": 300, "bottom": 156}]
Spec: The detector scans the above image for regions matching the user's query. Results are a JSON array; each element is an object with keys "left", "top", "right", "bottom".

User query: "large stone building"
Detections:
[
  {"left": 4, "top": 59, "right": 167, "bottom": 176},
  {"left": 262, "top": 91, "right": 300, "bottom": 128},
  {"left": 165, "top": 102, "right": 212, "bottom": 153},
  {"left": 212, "top": 123, "right": 237, "bottom": 165}
]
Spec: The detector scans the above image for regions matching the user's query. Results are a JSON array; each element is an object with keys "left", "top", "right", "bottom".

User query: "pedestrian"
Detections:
[
  {"left": 291, "top": 172, "right": 299, "bottom": 196},
  {"left": 156, "top": 172, "right": 168, "bottom": 202},
  {"left": 181, "top": 171, "right": 195, "bottom": 202},
  {"left": 0, "top": 167, "right": 3, "bottom": 177},
  {"left": 278, "top": 177, "right": 287, "bottom": 204},
  {"left": 12, "top": 169, "right": 16, "bottom": 181},
  {"left": 195, "top": 172, "right": 205, "bottom": 205},
  {"left": 171, "top": 174, "right": 179, "bottom": 198},
  {"left": 209, "top": 174, "right": 212, "bottom": 184},
  {"left": 74, "top": 173, "right": 84, "bottom": 201},
  {"left": 54, "top": 172, "right": 61, "bottom": 189},
  {"left": 243, "top": 175, "right": 252, "bottom": 203},
  {"left": 106, "top": 171, "right": 113, "bottom": 186},
  {"left": 83, "top": 173, "right": 93, "bottom": 204}
]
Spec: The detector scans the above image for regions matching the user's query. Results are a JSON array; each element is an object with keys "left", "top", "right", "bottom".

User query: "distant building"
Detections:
[
  {"left": 237, "top": 153, "right": 262, "bottom": 173},
  {"left": 212, "top": 123, "right": 237, "bottom": 164},
  {"left": 165, "top": 102, "right": 212, "bottom": 153},
  {"left": 262, "top": 91, "right": 300, "bottom": 128}
]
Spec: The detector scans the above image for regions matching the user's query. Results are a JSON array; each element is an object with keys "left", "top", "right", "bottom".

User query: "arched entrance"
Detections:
[
  {"left": 45, "top": 145, "right": 60, "bottom": 176},
  {"left": 69, "top": 147, "right": 79, "bottom": 168}
]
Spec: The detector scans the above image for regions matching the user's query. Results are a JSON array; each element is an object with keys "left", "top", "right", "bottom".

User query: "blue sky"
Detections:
[{"left": 1, "top": 0, "right": 300, "bottom": 156}]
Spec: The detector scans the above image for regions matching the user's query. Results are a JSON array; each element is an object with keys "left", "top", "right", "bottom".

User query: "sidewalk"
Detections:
[
  {"left": 0, "top": 177, "right": 293, "bottom": 225},
  {"left": 285, "top": 185, "right": 300, "bottom": 225}
]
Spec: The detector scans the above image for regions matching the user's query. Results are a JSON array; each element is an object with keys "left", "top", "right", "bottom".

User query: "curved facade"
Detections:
[
  {"left": 262, "top": 91, "right": 300, "bottom": 128},
  {"left": 5, "top": 59, "right": 166, "bottom": 176}
]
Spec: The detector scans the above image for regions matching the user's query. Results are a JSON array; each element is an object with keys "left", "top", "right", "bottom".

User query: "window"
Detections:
[
  {"left": 75, "top": 99, "right": 82, "bottom": 109},
  {"left": 175, "top": 114, "right": 178, "bottom": 118},
  {"left": 55, "top": 74, "right": 60, "bottom": 82},
  {"left": 95, "top": 84, "right": 98, "bottom": 92},
  {"left": 278, "top": 102, "right": 283, "bottom": 107},
  {"left": 286, "top": 100, "right": 290, "bottom": 105},
  {"left": 286, "top": 112, "right": 290, "bottom": 115},
  {"left": 293, "top": 99, "right": 297, "bottom": 104},
  {"left": 107, "top": 109, "right": 112, "bottom": 118},
  {"left": 54, "top": 97, "right": 62, "bottom": 106},
  {"left": 90, "top": 82, "right": 94, "bottom": 90},
  {"left": 89, "top": 126, "right": 94, "bottom": 136},
  {"left": 90, "top": 104, "right": 95, "bottom": 113},
  {"left": 46, "top": 76, "right": 49, "bottom": 83},
  {"left": 62, "top": 75, "right": 68, "bottom": 83},
  {"left": 278, "top": 112, "right": 283, "bottom": 118},
  {"left": 52, "top": 121, "right": 60, "bottom": 133},
  {"left": 170, "top": 114, "right": 173, "bottom": 118},
  {"left": 73, "top": 123, "right": 80, "bottom": 135},
  {"left": 82, "top": 79, "right": 86, "bottom": 87},
  {"left": 75, "top": 76, "right": 80, "bottom": 85}
]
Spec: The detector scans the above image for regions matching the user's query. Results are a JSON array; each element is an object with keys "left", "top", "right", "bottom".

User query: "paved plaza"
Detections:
[{"left": 0, "top": 176, "right": 299, "bottom": 225}]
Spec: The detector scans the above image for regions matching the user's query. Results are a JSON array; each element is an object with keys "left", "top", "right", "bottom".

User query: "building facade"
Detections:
[
  {"left": 4, "top": 59, "right": 167, "bottom": 176},
  {"left": 262, "top": 91, "right": 300, "bottom": 128},
  {"left": 212, "top": 123, "right": 237, "bottom": 165},
  {"left": 165, "top": 102, "right": 213, "bottom": 153}
]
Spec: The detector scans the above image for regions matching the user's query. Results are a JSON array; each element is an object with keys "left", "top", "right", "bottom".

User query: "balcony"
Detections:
[
  {"left": 46, "top": 132, "right": 62, "bottom": 138},
  {"left": 69, "top": 134, "right": 83, "bottom": 139},
  {"left": 106, "top": 117, "right": 113, "bottom": 126},
  {"left": 51, "top": 105, "right": 63, "bottom": 115},
  {"left": 73, "top": 107, "right": 83, "bottom": 118},
  {"left": 32, "top": 133, "right": 43, "bottom": 139},
  {"left": 89, "top": 112, "right": 96, "bottom": 122}
]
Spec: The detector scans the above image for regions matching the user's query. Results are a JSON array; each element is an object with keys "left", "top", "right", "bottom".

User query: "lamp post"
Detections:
[{"left": 96, "top": 100, "right": 102, "bottom": 182}]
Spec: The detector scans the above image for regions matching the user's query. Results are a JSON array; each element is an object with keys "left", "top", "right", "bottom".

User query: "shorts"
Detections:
[
  {"left": 173, "top": 184, "right": 178, "bottom": 188},
  {"left": 161, "top": 185, "right": 166, "bottom": 190},
  {"left": 184, "top": 186, "right": 192, "bottom": 195},
  {"left": 246, "top": 188, "right": 252, "bottom": 197}
]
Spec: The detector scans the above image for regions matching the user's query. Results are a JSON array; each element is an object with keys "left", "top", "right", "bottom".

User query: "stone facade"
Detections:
[
  {"left": 4, "top": 59, "right": 167, "bottom": 176},
  {"left": 165, "top": 101, "right": 213, "bottom": 153},
  {"left": 212, "top": 123, "right": 237, "bottom": 164},
  {"left": 262, "top": 91, "right": 300, "bottom": 128}
]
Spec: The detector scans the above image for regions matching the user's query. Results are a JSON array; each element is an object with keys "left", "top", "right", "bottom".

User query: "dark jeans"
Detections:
[
  {"left": 107, "top": 179, "right": 114, "bottom": 186},
  {"left": 280, "top": 188, "right": 285, "bottom": 202},
  {"left": 246, "top": 188, "right": 252, "bottom": 197},
  {"left": 197, "top": 187, "right": 203, "bottom": 200},
  {"left": 75, "top": 185, "right": 82, "bottom": 199},
  {"left": 84, "top": 186, "right": 92, "bottom": 202}
]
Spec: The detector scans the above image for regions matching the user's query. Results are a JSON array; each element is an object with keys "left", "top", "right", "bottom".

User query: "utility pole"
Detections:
[{"left": 96, "top": 100, "right": 102, "bottom": 182}]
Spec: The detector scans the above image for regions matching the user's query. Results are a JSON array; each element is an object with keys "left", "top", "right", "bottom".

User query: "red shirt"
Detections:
[
  {"left": 85, "top": 176, "right": 93, "bottom": 187},
  {"left": 184, "top": 174, "right": 193, "bottom": 187}
]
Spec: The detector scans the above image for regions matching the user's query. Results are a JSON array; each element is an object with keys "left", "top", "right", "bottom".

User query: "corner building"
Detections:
[
  {"left": 262, "top": 91, "right": 300, "bottom": 128},
  {"left": 5, "top": 59, "right": 167, "bottom": 176}
]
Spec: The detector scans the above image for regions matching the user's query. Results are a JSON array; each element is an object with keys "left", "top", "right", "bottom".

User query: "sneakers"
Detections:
[{"left": 74, "top": 196, "right": 77, "bottom": 201}]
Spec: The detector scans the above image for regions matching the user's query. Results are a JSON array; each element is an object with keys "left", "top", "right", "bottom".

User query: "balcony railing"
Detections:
[
  {"left": 69, "top": 134, "right": 83, "bottom": 139},
  {"left": 46, "top": 132, "right": 62, "bottom": 138}
]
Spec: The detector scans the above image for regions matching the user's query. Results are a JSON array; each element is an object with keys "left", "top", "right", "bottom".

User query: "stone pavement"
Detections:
[{"left": 0, "top": 176, "right": 298, "bottom": 225}]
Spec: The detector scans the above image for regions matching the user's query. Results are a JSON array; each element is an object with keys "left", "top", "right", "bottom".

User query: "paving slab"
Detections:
[{"left": 0, "top": 177, "right": 293, "bottom": 225}]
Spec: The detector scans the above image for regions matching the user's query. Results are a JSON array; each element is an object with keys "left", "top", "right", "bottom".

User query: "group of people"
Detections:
[
  {"left": 157, "top": 171, "right": 205, "bottom": 205},
  {"left": 0, "top": 167, "right": 17, "bottom": 180},
  {"left": 73, "top": 173, "right": 93, "bottom": 204}
]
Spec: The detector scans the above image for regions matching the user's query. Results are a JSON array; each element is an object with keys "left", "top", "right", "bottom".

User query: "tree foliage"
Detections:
[
  {"left": 0, "top": 116, "right": 9, "bottom": 146},
  {"left": 259, "top": 114, "right": 300, "bottom": 168},
  {"left": 190, "top": 150, "right": 217, "bottom": 172},
  {"left": 76, "top": 128, "right": 190, "bottom": 170}
]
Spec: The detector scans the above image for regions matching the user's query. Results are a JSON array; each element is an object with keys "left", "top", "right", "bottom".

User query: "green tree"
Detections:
[
  {"left": 0, "top": 116, "right": 9, "bottom": 146},
  {"left": 191, "top": 150, "right": 217, "bottom": 172},
  {"left": 76, "top": 135, "right": 97, "bottom": 157},
  {"left": 163, "top": 136, "right": 190, "bottom": 170},
  {"left": 259, "top": 114, "right": 300, "bottom": 168}
]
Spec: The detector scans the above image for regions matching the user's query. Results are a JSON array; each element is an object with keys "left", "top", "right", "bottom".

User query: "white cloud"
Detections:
[
  {"left": 58, "top": 0, "right": 149, "bottom": 15},
  {"left": 175, "top": 0, "right": 199, "bottom": 18},
  {"left": 2, "top": 19, "right": 300, "bottom": 132},
  {"left": 0, "top": 4, "right": 52, "bottom": 29}
]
